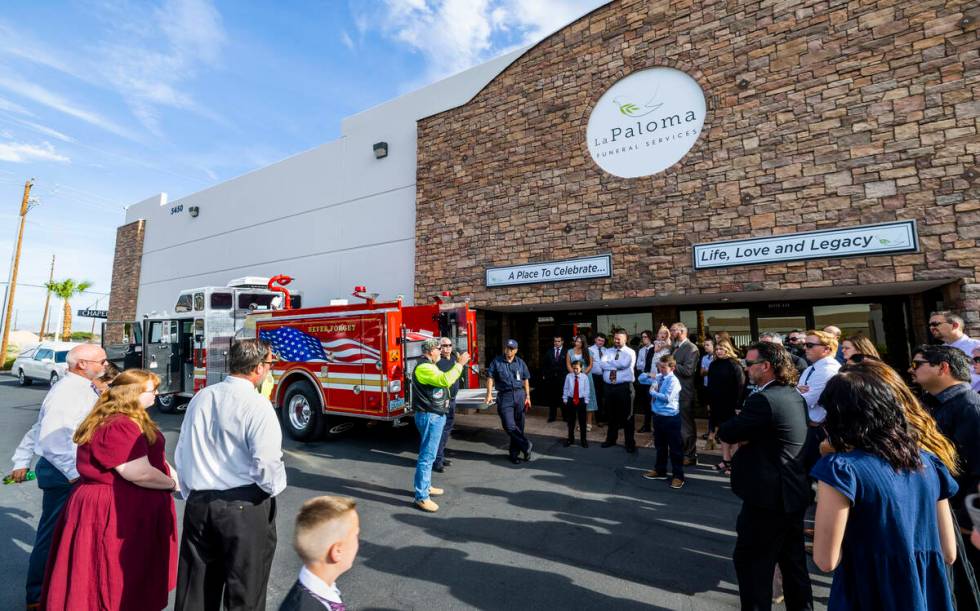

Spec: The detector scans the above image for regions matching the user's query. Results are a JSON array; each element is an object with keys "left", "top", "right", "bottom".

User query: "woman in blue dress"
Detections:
[{"left": 811, "top": 360, "right": 959, "bottom": 610}]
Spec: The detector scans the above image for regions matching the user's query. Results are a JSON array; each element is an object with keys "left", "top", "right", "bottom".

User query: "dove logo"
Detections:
[{"left": 587, "top": 67, "right": 707, "bottom": 178}]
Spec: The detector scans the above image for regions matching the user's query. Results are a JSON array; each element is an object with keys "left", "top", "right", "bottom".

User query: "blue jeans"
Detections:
[
  {"left": 414, "top": 411, "right": 446, "bottom": 502},
  {"left": 26, "top": 457, "right": 74, "bottom": 604},
  {"left": 653, "top": 414, "right": 684, "bottom": 481}
]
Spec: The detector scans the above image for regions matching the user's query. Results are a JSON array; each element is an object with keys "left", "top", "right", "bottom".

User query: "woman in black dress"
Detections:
[{"left": 707, "top": 340, "right": 744, "bottom": 474}]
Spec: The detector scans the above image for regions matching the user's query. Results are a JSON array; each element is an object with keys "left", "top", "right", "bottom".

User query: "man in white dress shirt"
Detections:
[
  {"left": 797, "top": 329, "right": 841, "bottom": 478},
  {"left": 588, "top": 333, "right": 608, "bottom": 424},
  {"left": 929, "top": 310, "right": 980, "bottom": 391},
  {"left": 175, "top": 338, "right": 287, "bottom": 611},
  {"left": 599, "top": 330, "right": 638, "bottom": 453},
  {"left": 14, "top": 343, "right": 105, "bottom": 609}
]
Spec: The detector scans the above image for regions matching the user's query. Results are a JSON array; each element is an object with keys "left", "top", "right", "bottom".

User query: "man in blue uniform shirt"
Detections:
[{"left": 486, "top": 339, "right": 533, "bottom": 464}]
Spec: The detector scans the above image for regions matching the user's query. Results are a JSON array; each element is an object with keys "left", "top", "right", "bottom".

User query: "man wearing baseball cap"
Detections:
[{"left": 486, "top": 339, "right": 533, "bottom": 464}]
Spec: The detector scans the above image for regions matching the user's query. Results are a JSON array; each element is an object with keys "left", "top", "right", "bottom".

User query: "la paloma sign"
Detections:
[{"left": 586, "top": 67, "right": 707, "bottom": 178}]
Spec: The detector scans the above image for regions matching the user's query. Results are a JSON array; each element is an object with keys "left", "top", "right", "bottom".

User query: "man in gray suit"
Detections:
[{"left": 670, "top": 322, "right": 700, "bottom": 465}]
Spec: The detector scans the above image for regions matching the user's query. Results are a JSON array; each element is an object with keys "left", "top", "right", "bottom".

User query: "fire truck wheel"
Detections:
[{"left": 282, "top": 381, "right": 326, "bottom": 441}]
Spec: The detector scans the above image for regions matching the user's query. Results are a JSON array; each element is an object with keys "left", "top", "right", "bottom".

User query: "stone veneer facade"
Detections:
[
  {"left": 106, "top": 220, "right": 145, "bottom": 340},
  {"left": 415, "top": 0, "right": 980, "bottom": 335}
]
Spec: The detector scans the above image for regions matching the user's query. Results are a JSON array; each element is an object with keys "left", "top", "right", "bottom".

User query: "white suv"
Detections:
[{"left": 12, "top": 342, "right": 78, "bottom": 386}]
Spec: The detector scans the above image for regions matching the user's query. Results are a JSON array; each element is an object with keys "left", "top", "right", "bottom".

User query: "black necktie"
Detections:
[
  {"left": 555, "top": 348, "right": 559, "bottom": 360},
  {"left": 803, "top": 367, "right": 815, "bottom": 385}
]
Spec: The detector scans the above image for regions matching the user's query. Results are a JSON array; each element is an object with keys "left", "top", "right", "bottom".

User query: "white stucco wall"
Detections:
[{"left": 126, "top": 48, "right": 527, "bottom": 317}]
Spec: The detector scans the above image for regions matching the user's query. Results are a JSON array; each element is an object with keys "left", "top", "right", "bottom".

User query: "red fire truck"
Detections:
[
  {"left": 105, "top": 279, "right": 480, "bottom": 439},
  {"left": 250, "top": 285, "right": 479, "bottom": 440}
]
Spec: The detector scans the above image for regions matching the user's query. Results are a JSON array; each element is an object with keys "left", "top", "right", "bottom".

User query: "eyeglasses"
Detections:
[
  {"left": 262, "top": 360, "right": 275, "bottom": 366},
  {"left": 973, "top": 356, "right": 980, "bottom": 364},
  {"left": 744, "top": 358, "right": 766, "bottom": 366},
  {"left": 928, "top": 321, "right": 946, "bottom": 327},
  {"left": 803, "top": 342, "right": 826, "bottom": 349},
  {"left": 439, "top": 344, "right": 453, "bottom": 349},
  {"left": 81, "top": 358, "right": 108, "bottom": 365},
  {"left": 910, "top": 359, "right": 932, "bottom": 370}
]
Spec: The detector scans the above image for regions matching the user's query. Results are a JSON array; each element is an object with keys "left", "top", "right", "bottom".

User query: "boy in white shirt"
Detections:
[
  {"left": 280, "top": 496, "right": 360, "bottom": 611},
  {"left": 562, "top": 360, "right": 591, "bottom": 448}
]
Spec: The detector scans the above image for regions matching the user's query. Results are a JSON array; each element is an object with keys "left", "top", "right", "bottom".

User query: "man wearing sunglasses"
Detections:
[
  {"left": 796, "top": 330, "right": 841, "bottom": 488},
  {"left": 929, "top": 310, "right": 980, "bottom": 391},
  {"left": 433, "top": 338, "right": 461, "bottom": 474},
  {"left": 910, "top": 345, "right": 980, "bottom": 592},
  {"left": 10, "top": 343, "right": 106, "bottom": 609},
  {"left": 973, "top": 347, "right": 980, "bottom": 393}
]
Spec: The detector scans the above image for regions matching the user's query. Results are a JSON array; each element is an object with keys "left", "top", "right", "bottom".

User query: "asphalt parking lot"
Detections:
[{"left": 0, "top": 377, "right": 831, "bottom": 609}]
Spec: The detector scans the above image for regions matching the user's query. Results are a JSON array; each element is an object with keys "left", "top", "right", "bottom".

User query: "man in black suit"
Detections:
[
  {"left": 718, "top": 341, "right": 813, "bottom": 611},
  {"left": 542, "top": 335, "right": 567, "bottom": 422}
]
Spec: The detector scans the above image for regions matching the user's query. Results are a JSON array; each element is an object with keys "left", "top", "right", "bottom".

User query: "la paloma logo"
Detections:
[{"left": 586, "top": 67, "right": 707, "bottom": 178}]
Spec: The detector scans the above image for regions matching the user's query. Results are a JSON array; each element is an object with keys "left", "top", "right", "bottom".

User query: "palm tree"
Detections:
[{"left": 45, "top": 279, "right": 92, "bottom": 340}]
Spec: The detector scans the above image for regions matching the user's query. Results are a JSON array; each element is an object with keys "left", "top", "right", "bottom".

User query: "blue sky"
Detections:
[{"left": 0, "top": 0, "right": 605, "bottom": 335}]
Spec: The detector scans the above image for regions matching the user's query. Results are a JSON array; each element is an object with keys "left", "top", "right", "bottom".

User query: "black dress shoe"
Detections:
[
  {"left": 547, "top": 417, "right": 557, "bottom": 423},
  {"left": 601, "top": 441, "right": 616, "bottom": 448},
  {"left": 509, "top": 456, "right": 521, "bottom": 464},
  {"left": 562, "top": 439, "right": 572, "bottom": 447},
  {"left": 442, "top": 458, "right": 453, "bottom": 466},
  {"left": 433, "top": 464, "right": 445, "bottom": 473},
  {"left": 625, "top": 446, "right": 637, "bottom": 454},
  {"left": 581, "top": 440, "right": 589, "bottom": 448}
]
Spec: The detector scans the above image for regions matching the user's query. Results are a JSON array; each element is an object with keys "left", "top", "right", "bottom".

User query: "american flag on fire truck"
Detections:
[{"left": 259, "top": 326, "right": 380, "bottom": 364}]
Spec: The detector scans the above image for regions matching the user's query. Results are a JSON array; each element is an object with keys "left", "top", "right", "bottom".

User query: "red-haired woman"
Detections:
[{"left": 41, "top": 369, "right": 178, "bottom": 610}]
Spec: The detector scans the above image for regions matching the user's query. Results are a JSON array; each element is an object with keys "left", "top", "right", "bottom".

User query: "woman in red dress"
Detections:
[{"left": 41, "top": 369, "right": 178, "bottom": 611}]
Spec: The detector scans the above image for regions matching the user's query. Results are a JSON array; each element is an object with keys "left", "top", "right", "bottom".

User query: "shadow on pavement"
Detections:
[
  {"left": 286, "top": 466, "right": 412, "bottom": 508},
  {"left": 358, "top": 540, "right": 672, "bottom": 611}
]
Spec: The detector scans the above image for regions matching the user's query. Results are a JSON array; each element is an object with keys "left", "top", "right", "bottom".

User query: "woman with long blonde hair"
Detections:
[{"left": 41, "top": 369, "right": 179, "bottom": 611}]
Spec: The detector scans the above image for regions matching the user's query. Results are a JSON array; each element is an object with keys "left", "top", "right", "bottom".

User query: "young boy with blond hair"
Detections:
[{"left": 279, "top": 496, "right": 360, "bottom": 611}]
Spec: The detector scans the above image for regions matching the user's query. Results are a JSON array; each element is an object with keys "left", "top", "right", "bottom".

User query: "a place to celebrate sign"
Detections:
[
  {"left": 692, "top": 221, "right": 918, "bottom": 270},
  {"left": 486, "top": 255, "right": 612, "bottom": 287}
]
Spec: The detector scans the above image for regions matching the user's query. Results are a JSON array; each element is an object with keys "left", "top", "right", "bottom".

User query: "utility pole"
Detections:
[
  {"left": 0, "top": 179, "right": 35, "bottom": 367},
  {"left": 39, "top": 254, "right": 55, "bottom": 340}
]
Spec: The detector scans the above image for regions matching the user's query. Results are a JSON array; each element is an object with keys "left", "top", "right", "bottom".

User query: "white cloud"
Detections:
[
  {"left": 365, "top": 0, "right": 608, "bottom": 85},
  {"left": 0, "top": 0, "right": 230, "bottom": 137},
  {"left": 94, "top": 0, "right": 230, "bottom": 134},
  {"left": 0, "top": 115, "right": 76, "bottom": 143},
  {"left": 0, "top": 95, "right": 33, "bottom": 116},
  {"left": 340, "top": 30, "right": 355, "bottom": 51},
  {"left": 0, "top": 140, "right": 70, "bottom": 163},
  {"left": 0, "top": 74, "right": 136, "bottom": 140}
]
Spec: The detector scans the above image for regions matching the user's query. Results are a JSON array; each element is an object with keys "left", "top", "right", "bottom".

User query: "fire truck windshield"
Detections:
[{"left": 238, "top": 293, "right": 277, "bottom": 310}]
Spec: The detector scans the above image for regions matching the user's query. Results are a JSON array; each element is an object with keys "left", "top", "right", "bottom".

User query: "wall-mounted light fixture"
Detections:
[
  {"left": 737, "top": 78, "right": 750, "bottom": 89},
  {"left": 373, "top": 142, "right": 388, "bottom": 159},
  {"left": 961, "top": 15, "right": 974, "bottom": 28},
  {"left": 189, "top": 206, "right": 200, "bottom": 218}
]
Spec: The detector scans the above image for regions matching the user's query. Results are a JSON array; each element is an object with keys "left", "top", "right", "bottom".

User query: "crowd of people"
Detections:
[
  {"left": 494, "top": 311, "right": 980, "bottom": 610},
  {"left": 6, "top": 308, "right": 980, "bottom": 610},
  {"left": 7, "top": 340, "right": 356, "bottom": 611}
]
